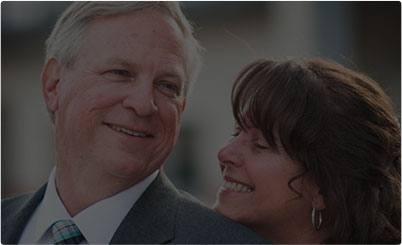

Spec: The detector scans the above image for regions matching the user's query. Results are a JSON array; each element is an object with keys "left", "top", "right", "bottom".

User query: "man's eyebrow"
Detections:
[
  {"left": 159, "top": 72, "right": 184, "bottom": 80},
  {"left": 104, "top": 57, "right": 134, "bottom": 68},
  {"left": 103, "top": 57, "right": 187, "bottom": 81}
]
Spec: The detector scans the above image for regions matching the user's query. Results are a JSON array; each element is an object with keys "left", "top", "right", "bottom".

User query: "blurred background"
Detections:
[{"left": 2, "top": 2, "right": 400, "bottom": 206}]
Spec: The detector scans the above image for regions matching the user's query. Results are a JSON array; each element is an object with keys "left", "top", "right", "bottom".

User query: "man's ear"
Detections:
[
  {"left": 180, "top": 98, "right": 186, "bottom": 112},
  {"left": 41, "top": 58, "right": 61, "bottom": 112}
]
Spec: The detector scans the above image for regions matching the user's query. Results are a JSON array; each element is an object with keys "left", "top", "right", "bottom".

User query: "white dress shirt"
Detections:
[{"left": 18, "top": 168, "right": 159, "bottom": 244}]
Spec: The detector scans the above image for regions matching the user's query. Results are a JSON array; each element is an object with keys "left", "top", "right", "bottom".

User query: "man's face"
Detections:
[{"left": 48, "top": 9, "right": 187, "bottom": 184}]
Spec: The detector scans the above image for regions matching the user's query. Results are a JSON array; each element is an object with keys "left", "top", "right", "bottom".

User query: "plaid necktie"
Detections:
[{"left": 51, "top": 219, "right": 86, "bottom": 244}]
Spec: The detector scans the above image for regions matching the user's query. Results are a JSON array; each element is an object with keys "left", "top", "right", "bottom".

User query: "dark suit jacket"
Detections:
[{"left": 2, "top": 172, "right": 267, "bottom": 244}]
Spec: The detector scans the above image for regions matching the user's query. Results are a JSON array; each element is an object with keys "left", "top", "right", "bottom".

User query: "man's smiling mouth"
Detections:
[{"left": 104, "top": 123, "right": 153, "bottom": 138}]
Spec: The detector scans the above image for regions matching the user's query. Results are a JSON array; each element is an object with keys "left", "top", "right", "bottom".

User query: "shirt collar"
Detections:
[
  {"left": 27, "top": 168, "right": 72, "bottom": 243},
  {"left": 73, "top": 170, "right": 159, "bottom": 243},
  {"left": 32, "top": 167, "right": 159, "bottom": 244}
]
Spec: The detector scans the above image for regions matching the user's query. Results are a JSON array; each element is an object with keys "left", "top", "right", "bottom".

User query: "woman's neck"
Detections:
[{"left": 252, "top": 221, "right": 325, "bottom": 244}]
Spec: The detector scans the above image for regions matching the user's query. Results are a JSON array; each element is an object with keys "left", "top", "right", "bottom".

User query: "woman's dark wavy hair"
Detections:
[{"left": 232, "top": 58, "right": 400, "bottom": 243}]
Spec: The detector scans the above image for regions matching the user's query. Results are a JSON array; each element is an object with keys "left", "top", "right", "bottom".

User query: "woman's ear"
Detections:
[
  {"left": 303, "top": 177, "right": 326, "bottom": 210},
  {"left": 41, "top": 58, "right": 61, "bottom": 112},
  {"left": 311, "top": 190, "right": 325, "bottom": 210}
]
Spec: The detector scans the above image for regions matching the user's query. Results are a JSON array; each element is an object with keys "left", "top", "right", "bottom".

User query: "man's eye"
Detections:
[
  {"left": 156, "top": 81, "right": 180, "bottom": 97},
  {"left": 109, "top": 69, "right": 131, "bottom": 77}
]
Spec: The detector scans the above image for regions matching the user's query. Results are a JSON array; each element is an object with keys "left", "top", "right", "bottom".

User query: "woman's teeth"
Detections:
[{"left": 222, "top": 180, "right": 253, "bottom": 193}]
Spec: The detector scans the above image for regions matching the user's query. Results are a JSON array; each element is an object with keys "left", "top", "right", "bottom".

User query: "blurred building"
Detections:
[{"left": 2, "top": 2, "right": 400, "bottom": 205}]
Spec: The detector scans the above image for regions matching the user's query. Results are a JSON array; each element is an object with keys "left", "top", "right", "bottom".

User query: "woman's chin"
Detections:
[{"left": 213, "top": 202, "right": 245, "bottom": 223}]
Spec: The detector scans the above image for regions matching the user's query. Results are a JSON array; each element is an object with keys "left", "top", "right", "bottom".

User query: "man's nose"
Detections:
[
  {"left": 122, "top": 81, "right": 158, "bottom": 117},
  {"left": 217, "top": 140, "right": 243, "bottom": 168}
]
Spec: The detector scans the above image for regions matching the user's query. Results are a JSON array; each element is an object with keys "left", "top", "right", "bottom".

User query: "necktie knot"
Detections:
[{"left": 51, "top": 219, "right": 85, "bottom": 244}]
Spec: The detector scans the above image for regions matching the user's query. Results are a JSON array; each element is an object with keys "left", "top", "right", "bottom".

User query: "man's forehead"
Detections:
[
  {"left": 85, "top": 8, "right": 183, "bottom": 37},
  {"left": 78, "top": 10, "right": 188, "bottom": 76},
  {"left": 82, "top": 10, "right": 185, "bottom": 55}
]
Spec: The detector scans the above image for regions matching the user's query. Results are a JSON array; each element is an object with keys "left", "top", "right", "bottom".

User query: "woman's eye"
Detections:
[
  {"left": 231, "top": 131, "right": 240, "bottom": 137},
  {"left": 254, "top": 143, "right": 270, "bottom": 150},
  {"left": 231, "top": 126, "right": 242, "bottom": 138}
]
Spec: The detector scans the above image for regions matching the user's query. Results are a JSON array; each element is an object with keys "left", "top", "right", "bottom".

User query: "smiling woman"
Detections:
[{"left": 214, "top": 58, "right": 401, "bottom": 243}]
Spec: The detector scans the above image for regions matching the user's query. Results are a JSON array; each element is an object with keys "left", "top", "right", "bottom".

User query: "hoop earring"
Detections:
[{"left": 311, "top": 207, "right": 323, "bottom": 231}]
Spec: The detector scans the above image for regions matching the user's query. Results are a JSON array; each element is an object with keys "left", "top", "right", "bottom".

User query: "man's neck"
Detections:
[{"left": 54, "top": 165, "right": 145, "bottom": 216}]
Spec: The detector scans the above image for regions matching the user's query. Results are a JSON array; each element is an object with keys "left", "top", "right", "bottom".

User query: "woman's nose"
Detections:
[{"left": 217, "top": 140, "right": 242, "bottom": 168}]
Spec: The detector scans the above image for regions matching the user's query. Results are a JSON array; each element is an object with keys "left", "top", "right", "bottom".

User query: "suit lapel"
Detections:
[
  {"left": 3, "top": 173, "right": 180, "bottom": 244},
  {"left": 110, "top": 172, "right": 178, "bottom": 244},
  {"left": 2, "top": 185, "right": 46, "bottom": 244}
]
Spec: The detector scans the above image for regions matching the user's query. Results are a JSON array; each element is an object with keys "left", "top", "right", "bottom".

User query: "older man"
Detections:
[{"left": 2, "top": 2, "right": 266, "bottom": 244}]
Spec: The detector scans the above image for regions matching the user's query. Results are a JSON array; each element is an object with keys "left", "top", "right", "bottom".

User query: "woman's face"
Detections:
[{"left": 213, "top": 126, "right": 316, "bottom": 235}]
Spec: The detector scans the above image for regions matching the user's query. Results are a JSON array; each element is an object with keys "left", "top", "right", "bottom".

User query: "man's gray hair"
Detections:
[{"left": 46, "top": 1, "right": 202, "bottom": 94}]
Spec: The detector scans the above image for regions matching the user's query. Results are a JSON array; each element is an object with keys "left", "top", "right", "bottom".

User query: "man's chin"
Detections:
[
  {"left": 107, "top": 164, "right": 143, "bottom": 178},
  {"left": 106, "top": 161, "right": 157, "bottom": 181}
]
